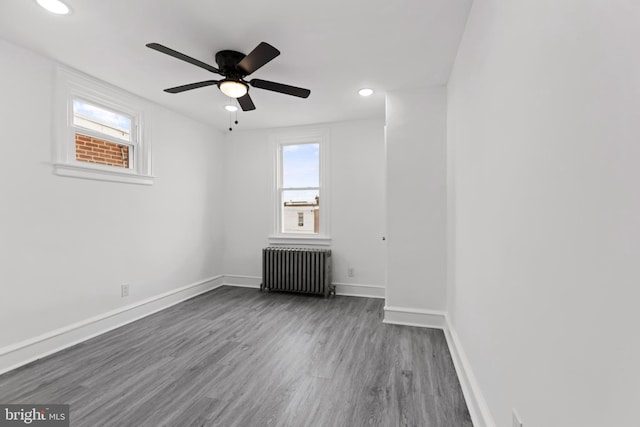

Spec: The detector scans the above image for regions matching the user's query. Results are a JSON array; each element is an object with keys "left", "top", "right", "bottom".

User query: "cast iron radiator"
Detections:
[{"left": 260, "top": 247, "right": 334, "bottom": 297}]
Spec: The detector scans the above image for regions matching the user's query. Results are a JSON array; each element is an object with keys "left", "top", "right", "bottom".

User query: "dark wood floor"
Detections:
[{"left": 0, "top": 286, "right": 472, "bottom": 427}]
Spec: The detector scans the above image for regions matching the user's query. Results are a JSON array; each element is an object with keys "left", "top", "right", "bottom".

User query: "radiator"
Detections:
[{"left": 261, "top": 247, "right": 334, "bottom": 297}]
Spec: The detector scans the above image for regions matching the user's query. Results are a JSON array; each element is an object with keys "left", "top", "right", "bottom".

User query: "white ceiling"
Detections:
[{"left": 0, "top": 0, "right": 471, "bottom": 132}]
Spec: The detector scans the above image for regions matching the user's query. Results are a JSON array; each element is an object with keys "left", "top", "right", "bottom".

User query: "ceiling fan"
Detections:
[{"left": 146, "top": 41, "right": 311, "bottom": 111}]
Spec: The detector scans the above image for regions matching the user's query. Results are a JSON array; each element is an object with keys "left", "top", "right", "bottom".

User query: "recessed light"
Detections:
[
  {"left": 358, "top": 88, "right": 374, "bottom": 97},
  {"left": 224, "top": 105, "right": 238, "bottom": 112},
  {"left": 36, "top": 0, "right": 70, "bottom": 15}
]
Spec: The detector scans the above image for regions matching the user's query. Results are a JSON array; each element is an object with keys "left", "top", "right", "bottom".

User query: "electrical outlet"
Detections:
[
  {"left": 121, "top": 284, "right": 130, "bottom": 298},
  {"left": 512, "top": 409, "right": 523, "bottom": 427},
  {"left": 348, "top": 267, "right": 354, "bottom": 277}
]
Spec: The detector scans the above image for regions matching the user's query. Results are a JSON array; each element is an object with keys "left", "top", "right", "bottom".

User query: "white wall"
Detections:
[
  {"left": 447, "top": 1, "right": 640, "bottom": 426},
  {"left": 0, "top": 39, "right": 225, "bottom": 356},
  {"left": 223, "top": 119, "right": 386, "bottom": 294},
  {"left": 385, "top": 86, "right": 447, "bottom": 313}
]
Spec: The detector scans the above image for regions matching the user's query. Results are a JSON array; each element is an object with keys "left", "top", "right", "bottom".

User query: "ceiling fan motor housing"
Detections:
[{"left": 215, "top": 50, "right": 247, "bottom": 78}]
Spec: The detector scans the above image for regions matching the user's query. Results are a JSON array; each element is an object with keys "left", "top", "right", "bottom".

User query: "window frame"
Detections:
[
  {"left": 53, "top": 66, "right": 153, "bottom": 185},
  {"left": 269, "top": 128, "right": 331, "bottom": 246}
]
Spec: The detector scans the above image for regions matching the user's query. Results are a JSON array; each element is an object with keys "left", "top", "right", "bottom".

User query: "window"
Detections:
[
  {"left": 73, "top": 99, "right": 132, "bottom": 169},
  {"left": 270, "top": 128, "right": 330, "bottom": 245},
  {"left": 281, "top": 143, "right": 319, "bottom": 235},
  {"left": 53, "top": 66, "right": 153, "bottom": 185}
]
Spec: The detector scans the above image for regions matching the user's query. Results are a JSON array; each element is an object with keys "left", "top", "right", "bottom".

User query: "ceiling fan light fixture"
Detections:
[
  {"left": 36, "top": 0, "right": 70, "bottom": 15},
  {"left": 224, "top": 105, "right": 238, "bottom": 112},
  {"left": 358, "top": 88, "right": 374, "bottom": 97},
  {"left": 219, "top": 80, "right": 248, "bottom": 98}
]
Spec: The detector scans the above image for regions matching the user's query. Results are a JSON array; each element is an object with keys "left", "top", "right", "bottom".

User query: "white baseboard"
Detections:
[
  {"left": 223, "top": 275, "right": 385, "bottom": 299},
  {"left": 0, "top": 275, "right": 225, "bottom": 376},
  {"left": 333, "top": 282, "right": 385, "bottom": 299},
  {"left": 383, "top": 305, "right": 447, "bottom": 329},
  {"left": 222, "top": 275, "right": 261, "bottom": 288},
  {"left": 443, "top": 316, "right": 496, "bottom": 427}
]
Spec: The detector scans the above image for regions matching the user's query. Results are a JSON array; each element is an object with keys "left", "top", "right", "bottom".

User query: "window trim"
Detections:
[
  {"left": 268, "top": 128, "right": 331, "bottom": 246},
  {"left": 53, "top": 66, "right": 154, "bottom": 185}
]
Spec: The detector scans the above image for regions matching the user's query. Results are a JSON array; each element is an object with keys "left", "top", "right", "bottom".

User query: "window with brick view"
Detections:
[
  {"left": 75, "top": 135, "right": 129, "bottom": 168},
  {"left": 72, "top": 99, "right": 132, "bottom": 169}
]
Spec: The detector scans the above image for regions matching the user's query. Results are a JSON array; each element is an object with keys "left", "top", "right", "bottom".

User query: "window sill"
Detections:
[
  {"left": 53, "top": 163, "right": 154, "bottom": 185},
  {"left": 268, "top": 235, "right": 332, "bottom": 246}
]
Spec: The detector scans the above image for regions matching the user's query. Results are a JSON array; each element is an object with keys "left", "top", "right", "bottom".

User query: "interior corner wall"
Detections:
[
  {"left": 0, "top": 39, "right": 225, "bottom": 359},
  {"left": 385, "top": 86, "right": 447, "bottom": 312},
  {"left": 447, "top": 1, "right": 640, "bottom": 426},
  {"left": 222, "top": 119, "right": 386, "bottom": 293}
]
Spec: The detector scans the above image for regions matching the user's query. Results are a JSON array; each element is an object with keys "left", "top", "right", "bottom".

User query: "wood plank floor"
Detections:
[{"left": 0, "top": 286, "right": 472, "bottom": 427}]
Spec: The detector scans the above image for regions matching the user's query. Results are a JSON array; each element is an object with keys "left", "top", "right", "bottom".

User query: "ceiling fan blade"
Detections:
[
  {"left": 237, "top": 42, "right": 280, "bottom": 75},
  {"left": 164, "top": 80, "right": 219, "bottom": 93},
  {"left": 146, "top": 43, "right": 220, "bottom": 74},
  {"left": 250, "top": 79, "right": 310, "bottom": 98},
  {"left": 237, "top": 93, "right": 256, "bottom": 111}
]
